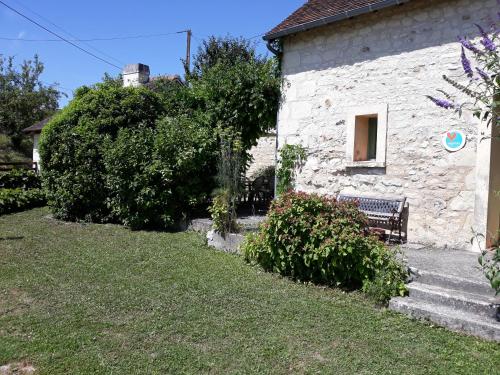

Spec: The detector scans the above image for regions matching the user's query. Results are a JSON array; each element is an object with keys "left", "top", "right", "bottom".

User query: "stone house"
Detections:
[{"left": 264, "top": 0, "right": 500, "bottom": 250}]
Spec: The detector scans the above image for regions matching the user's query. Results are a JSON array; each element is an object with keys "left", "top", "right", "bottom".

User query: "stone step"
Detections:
[
  {"left": 409, "top": 267, "right": 495, "bottom": 297},
  {"left": 407, "top": 282, "right": 497, "bottom": 318},
  {"left": 389, "top": 297, "right": 500, "bottom": 342}
]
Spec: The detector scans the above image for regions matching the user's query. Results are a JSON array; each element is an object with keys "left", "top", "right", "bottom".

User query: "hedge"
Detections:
[
  {"left": 39, "top": 84, "right": 166, "bottom": 223},
  {"left": 0, "top": 169, "right": 41, "bottom": 190},
  {"left": 0, "top": 188, "right": 45, "bottom": 216}
]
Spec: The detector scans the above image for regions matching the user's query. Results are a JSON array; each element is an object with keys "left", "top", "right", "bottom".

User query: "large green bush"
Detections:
[
  {"left": 39, "top": 84, "right": 165, "bottom": 222},
  {"left": 242, "top": 191, "right": 408, "bottom": 300},
  {"left": 104, "top": 116, "right": 217, "bottom": 229},
  {"left": 39, "top": 36, "right": 281, "bottom": 229},
  {"left": 0, "top": 188, "right": 45, "bottom": 215}
]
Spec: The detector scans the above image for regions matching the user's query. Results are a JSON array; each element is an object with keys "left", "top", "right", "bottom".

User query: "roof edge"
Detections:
[{"left": 263, "top": 0, "right": 411, "bottom": 41}]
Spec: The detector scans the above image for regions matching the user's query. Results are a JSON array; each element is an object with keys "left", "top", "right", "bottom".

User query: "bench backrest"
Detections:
[{"left": 337, "top": 194, "right": 406, "bottom": 215}]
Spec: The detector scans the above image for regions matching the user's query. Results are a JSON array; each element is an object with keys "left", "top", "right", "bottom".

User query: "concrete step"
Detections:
[
  {"left": 389, "top": 297, "right": 500, "bottom": 342},
  {"left": 407, "top": 282, "right": 497, "bottom": 318},
  {"left": 409, "top": 267, "right": 495, "bottom": 297}
]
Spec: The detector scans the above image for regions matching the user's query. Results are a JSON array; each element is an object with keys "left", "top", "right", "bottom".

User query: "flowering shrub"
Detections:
[
  {"left": 427, "top": 17, "right": 499, "bottom": 126},
  {"left": 242, "top": 191, "right": 408, "bottom": 300},
  {"left": 0, "top": 188, "right": 45, "bottom": 216},
  {"left": 428, "top": 11, "right": 499, "bottom": 289}
]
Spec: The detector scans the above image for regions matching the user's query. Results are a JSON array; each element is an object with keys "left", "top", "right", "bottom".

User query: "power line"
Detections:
[
  {"left": 0, "top": 31, "right": 182, "bottom": 42},
  {"left": 248, "top": 33, "right": 265, "bottom": 40},
  {"left": 0, "top": 0, "right": 122, "bottom": 70},
  {"left": 9, "top": 0, "right": 124, "bottom": 66}
]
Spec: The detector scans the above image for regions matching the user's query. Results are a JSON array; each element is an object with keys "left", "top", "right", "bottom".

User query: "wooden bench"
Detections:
[{"left": 337, "top": 193, "right": 407, "bottom": 243}]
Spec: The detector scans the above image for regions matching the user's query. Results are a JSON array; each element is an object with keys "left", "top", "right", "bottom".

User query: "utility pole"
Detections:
[
  {"left": 178, "top": 29, "right": 192, "bottom": 72},
  {"left": 186, "top": 29, "right": 192, "bottom": 71}
]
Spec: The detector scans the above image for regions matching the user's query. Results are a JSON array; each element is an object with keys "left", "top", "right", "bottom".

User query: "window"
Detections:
[
  {"left": 346, "top": 104, "right": 387, "bottom": 167},
  {"left": 353, "top": 115, "right": 378, "bottom": 161}
]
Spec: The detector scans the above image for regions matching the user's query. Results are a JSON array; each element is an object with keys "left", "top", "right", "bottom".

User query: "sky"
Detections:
[{"left": 0, "top": 0, "right": 304, "bottom": 106}]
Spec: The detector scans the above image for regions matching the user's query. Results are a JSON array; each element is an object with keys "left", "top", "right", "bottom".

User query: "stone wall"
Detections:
[
  {"left": 277, "top": 0, "right": 498, "bottom": 249},
  {"left": 247, "top": 134, "right": 276, "bottom": 179}
]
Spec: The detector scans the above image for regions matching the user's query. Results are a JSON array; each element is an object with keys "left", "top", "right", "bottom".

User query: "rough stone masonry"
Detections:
[{"left": 276, "top": 0, "right": 499, "bottom": 250}]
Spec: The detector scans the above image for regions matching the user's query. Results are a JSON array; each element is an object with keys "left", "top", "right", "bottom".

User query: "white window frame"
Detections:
[{"left": 345, "top": 104, "right": 388, "bottom": 168}]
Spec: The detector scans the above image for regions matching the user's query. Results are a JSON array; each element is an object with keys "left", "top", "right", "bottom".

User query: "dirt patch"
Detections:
[
  {"left": 0, "top": 362, "right": 36, "bottom": 374},
  {"left": 0, "top": 289, "right": 33, "bottom": 316}
]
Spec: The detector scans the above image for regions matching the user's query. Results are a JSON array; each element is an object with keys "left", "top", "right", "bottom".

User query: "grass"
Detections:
[{"left": 0, "top": 208, "right": 498, "bottom": 374}]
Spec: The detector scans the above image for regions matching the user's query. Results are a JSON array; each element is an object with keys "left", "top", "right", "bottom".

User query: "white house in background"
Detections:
[
  {"left": 23, "top": 116, "right": 53, "bottom": 172},
  {"left": 264, "top": 0, "right": 500, "bottom": 250}
]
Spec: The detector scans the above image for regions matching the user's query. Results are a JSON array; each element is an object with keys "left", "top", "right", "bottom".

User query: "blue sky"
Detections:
[{"left": 0, "top": 0, "right": 303, "bottom": 106}]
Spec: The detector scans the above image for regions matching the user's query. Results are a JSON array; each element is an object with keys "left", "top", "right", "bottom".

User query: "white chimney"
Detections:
[{"left": 122, "top": 63, "right": 150, "bottom": 87}]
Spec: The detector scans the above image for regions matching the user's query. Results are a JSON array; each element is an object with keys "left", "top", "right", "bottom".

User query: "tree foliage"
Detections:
[
  {"left": 104, "top": 116, "right": 217, "bottom": 229},
  {"left": 189, "top": 36, "right": 261, "bottom": 80},
  {"left": 191, "top": 59, "right": 280, "bottom": 152},
  {"left": 40, "top": 35, "right": 281, "bottom": 229},
  {"left": 0, "top": 55, "right": 62, "bottom": 148},
  {"left": 40, "top": 84, "right": 165, "bottom": 222}
]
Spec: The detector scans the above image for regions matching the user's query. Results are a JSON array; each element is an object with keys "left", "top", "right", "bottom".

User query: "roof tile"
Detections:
[{"left": 265, "top": 0, "right": 405, "bottom": 39}]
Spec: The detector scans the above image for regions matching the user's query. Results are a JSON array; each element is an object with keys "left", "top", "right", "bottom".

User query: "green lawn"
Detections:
[{"left": 0, "top": 208, "right": 498, "bottom": 374}]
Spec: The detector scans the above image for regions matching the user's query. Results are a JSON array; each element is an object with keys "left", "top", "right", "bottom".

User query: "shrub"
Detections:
[
  {"left": 104, "top": 116, "right": 217, "bottom": 229},
  {"left": 209, "top": 129, "right": 244, "bottom": 235},
  {"left": 209, "top": 189, "right": 240, "bottom": 236},
  {"left": 0, "top": 188, "right": 45, "bottom": 215},
  {"left": 0, "top": 169, "right": 41, "bottom": 189},
  {"left": 39, "top": 84, "right": 165, "bottom": 222},
  {"left": 361, "top": 247, "right": 409, "bottom": 303},
  {"left": 154, "top": 116, "right": 217, "bottom": 220},
  {"left": 242, "top": 191, "right": 408, "bottom": 300},
  {"left": 103, "top": 126, "right": 171, "bottom": 229}
]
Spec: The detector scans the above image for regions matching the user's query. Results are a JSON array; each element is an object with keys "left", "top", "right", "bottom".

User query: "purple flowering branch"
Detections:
[
  {"left": 426, "top": 96, "right": 455, "bottom": 109},
  {"left": 461, "top": 47, "right": 473, "bottom": 77},
  {"left": 430, "top": 13, "right": 499, "bottom": 128},
  {"left": 459, "top": 37, "right": 483, "bottom": 54},
  {"left": 476, "top": 24, "right": 497, "bottom": 52}
]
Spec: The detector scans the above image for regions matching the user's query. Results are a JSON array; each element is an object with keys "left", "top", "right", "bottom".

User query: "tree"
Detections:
[
  {"left": 188, "top": 36, "right": 281, "bottom": 234},
  {"left": 191, "top": 58, "right": 281, "bottom": 152},
  {"left": 0, "top": 55, "right": 62, "bottom": 148},
  {"left": 188, "top": 36, "right": 262, "bottom": 80}
]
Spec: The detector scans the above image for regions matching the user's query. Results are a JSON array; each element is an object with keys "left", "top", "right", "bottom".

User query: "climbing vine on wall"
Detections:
[{"left": 276, "top": 144, "right": 307, "bottom": 195}]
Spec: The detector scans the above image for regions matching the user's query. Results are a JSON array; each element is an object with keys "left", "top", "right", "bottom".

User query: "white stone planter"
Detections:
[{"left": 207, "top": 230, "right": 245, "bottom": 254}]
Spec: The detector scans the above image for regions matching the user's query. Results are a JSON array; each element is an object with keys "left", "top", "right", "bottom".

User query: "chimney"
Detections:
[{"left": 122, "top": 63, "right": 150, "bottom": 87}]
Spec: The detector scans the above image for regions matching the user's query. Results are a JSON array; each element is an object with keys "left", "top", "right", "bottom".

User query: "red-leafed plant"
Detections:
[{"left": 242, "top": 191, "right": 408, "bottom": 302}]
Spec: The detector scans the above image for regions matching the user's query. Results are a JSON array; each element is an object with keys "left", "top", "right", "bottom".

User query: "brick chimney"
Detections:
[{"left": 122, "top": 63, "right": 150, "bottom": 87}]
